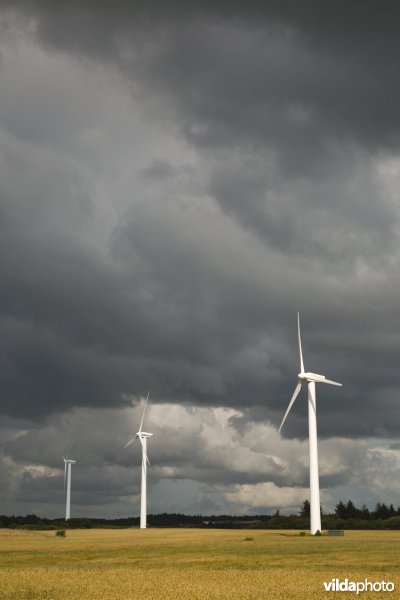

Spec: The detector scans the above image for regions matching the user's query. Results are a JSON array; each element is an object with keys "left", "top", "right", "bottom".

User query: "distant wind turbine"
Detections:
[
  {"left": 63, "top": 445, "right": 77, "bottom": 521},
  {"left": 279, "top": 313, "right": 342, "bottom": 535},
  {"left": 124, "top": 392, "right": 154, "bottom": 529}
]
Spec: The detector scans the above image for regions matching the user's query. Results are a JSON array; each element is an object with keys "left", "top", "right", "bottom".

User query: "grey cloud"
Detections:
[
  {"left": 0, "top": 404, "right": 375, "bottom": 516},
  {"left": 3, "top": 2, "right": 400, "bottom": 158},
  {"left": 208, "top": 149, "right": 399, "bottom": 262},
  {"left": 140, "top": 160, "right": 176, "bottom": 181}
]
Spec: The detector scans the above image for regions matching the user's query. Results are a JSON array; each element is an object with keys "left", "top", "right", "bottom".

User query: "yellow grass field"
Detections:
[{"left": 0, "top": 528, "right": 398, "bottom": 599}]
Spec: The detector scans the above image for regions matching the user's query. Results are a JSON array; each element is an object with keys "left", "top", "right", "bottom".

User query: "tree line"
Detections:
[
  {"left": 265, "top": 499, "right": 400, "bottom": 530},
  {"left": 1, "top": 500, "right": 400, "bottom": 530}
]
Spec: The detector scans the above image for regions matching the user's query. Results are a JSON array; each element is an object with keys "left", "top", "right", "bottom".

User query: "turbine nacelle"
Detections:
[
  {"left": 298, "top": 372, "right": 342, "bottom": 386},
  {"left": 124, "top": 431, "right": 154, "bottom": 448}
]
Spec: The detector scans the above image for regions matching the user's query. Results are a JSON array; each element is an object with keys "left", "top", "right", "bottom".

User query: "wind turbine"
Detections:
[
  {"left": 124, "top": 392, "right": 154, "bottom": 529},
  {"left": 63, "top": 447, "right": 77, "bottom": 521},
  {"left": 279, "top": 313, "right": 342, "bottom": 535}
]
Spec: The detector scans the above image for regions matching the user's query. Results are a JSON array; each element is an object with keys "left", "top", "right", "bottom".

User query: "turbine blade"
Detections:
[
  {"left": 138, "top": 391, "right": 150, "bottom": 434},
  {"left": 136, "top": 434, "right": 150, "bottom": 465},
  {"left": 298, "top": 312, "right": 305, "bottom": 373},
  {"left": 143, "top": 448, "right": 150, "bottom": 466},
  {"left": 279, "top": 382, "right": 302, "bottom": 433},
  {"left": 65, "top": 441, "right": 75, "bottom": 461},
  {"left": 321, "top": 378, "right": 342, "bottom": 387},
  {"left": 138, "top": 435, "right": 149, "bottom": 467},
  {"left": 123, "top": 434, "right": 138, "bottom": 449}
]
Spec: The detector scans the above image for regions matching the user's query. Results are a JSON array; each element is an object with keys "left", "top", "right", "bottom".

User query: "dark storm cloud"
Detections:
[
  {"left": 0, "top": 1, "right": 399, "bottom": 436},
  {"left": 4, "top": 1, "right": 400, "bottom": 268},
  {"left": 3, "top": 0, "right": 400, "bottom": 155}
]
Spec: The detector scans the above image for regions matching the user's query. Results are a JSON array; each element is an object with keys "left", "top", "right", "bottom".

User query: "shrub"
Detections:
[{"left": 385, "top": 517, "right": 400, "bottom": 530}]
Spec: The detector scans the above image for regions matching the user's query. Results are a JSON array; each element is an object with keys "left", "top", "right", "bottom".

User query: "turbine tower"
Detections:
[
  {"left": 279, "top": 313, "right": 342, "bottom": 535},
  {"left": 124, "top": 392, "right": 154, "bottom": 529},
  {"left": 63, "top": 452, "right": 76, "bottom": 521}
]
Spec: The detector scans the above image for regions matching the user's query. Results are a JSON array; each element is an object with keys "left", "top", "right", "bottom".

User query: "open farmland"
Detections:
[{"left": 0, "top": 528, "right": 398, "bottom": 599}]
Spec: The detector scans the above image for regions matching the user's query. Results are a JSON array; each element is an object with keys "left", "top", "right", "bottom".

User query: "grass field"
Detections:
[{"left": 0, "top": 528, "right": 398, "bottom": 599}]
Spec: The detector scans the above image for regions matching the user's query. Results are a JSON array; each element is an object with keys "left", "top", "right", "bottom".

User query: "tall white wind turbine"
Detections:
[
  {"left": 124, "top": 392, "right": 154, "bottom": 529},
  {"left": 279, "top": 313, "right": 342, "bottom": 535},
  {"left": 63, "top": 449, "right": 77, "bottom": 521}
]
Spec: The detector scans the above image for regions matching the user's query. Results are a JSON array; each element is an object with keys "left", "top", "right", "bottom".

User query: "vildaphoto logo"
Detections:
[{"left": 324, "top": 578, "right": 395, "bottom": 594}]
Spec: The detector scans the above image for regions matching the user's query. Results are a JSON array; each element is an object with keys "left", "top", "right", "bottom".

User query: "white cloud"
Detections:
[
  {"left": 225, "top": 482, "right": 311, "bottom": 511},
  {"left": 1, "top": 403, "right": 399, "bottom": 516}
]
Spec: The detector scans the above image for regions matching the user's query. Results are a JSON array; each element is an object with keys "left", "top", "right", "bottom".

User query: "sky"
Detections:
[{"left": 0, "top": 1, "right": 400, "bottom": 518}]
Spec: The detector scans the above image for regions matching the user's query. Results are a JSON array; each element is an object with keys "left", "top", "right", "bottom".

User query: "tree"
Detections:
[
  {"left": 360, "top": 505, "right": 370, "bottom": 520},
  {"left": 299, "top": 500, "right": 310, "bottom": 518},
  {"left": 335, "top": 501, "right": 347, "bottom": 519},
  {"left": 345, "top": 500, "right": 360, "bottom": 519},
  {"left": 375, "top": 503, "right": 390, "bottom": 520}
]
